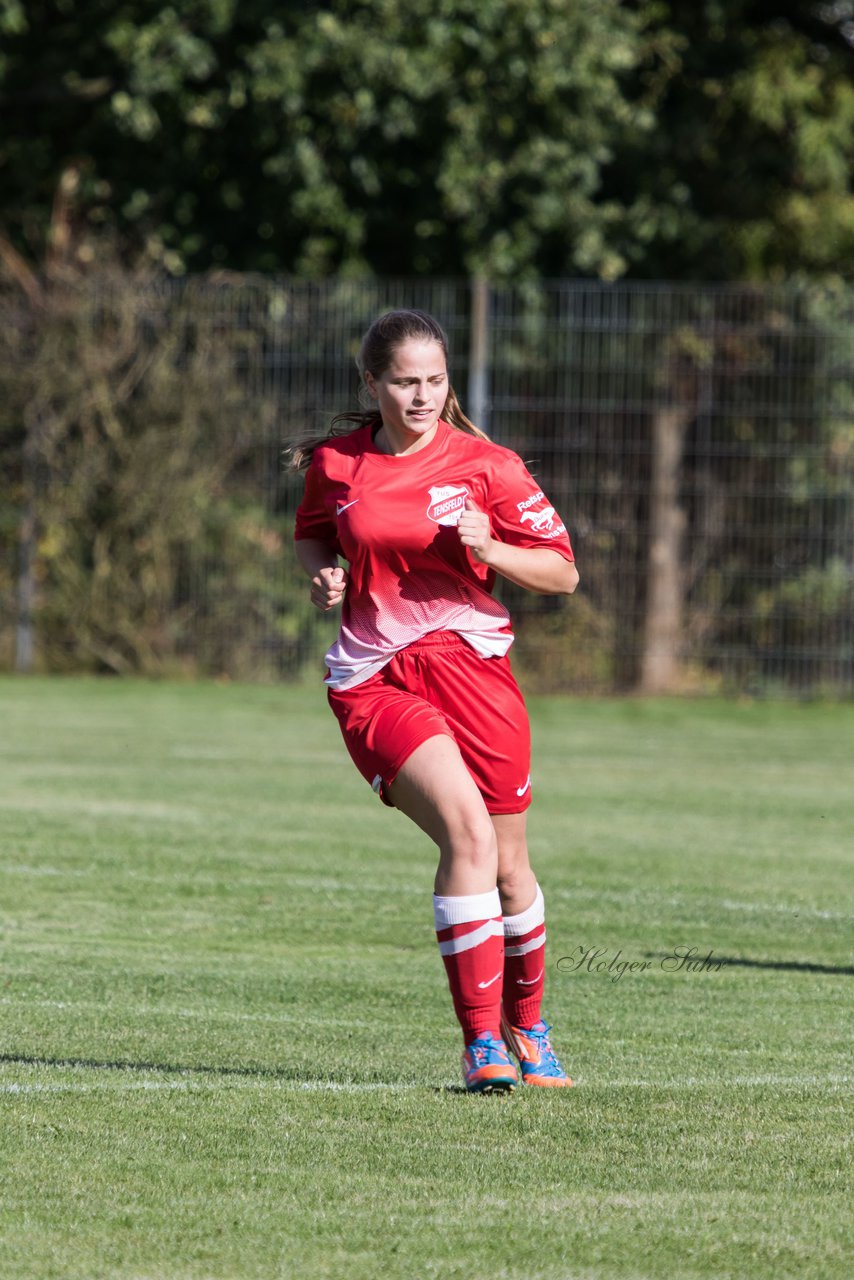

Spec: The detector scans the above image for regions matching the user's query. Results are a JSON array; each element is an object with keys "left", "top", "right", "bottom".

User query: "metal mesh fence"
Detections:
[
  {"left": 3, "top": 276, "right": 853, "bottom": 694},
  {"left": 481, "top": 282, "right": 854, "bottom": 693}
]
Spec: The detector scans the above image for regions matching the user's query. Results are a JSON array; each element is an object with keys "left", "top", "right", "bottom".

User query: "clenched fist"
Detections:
[
  {"left": 457, "top": 498, "right": 494, "bottom": 564},
  {"left": 310, "top": 565, "right": 348, "bottom": 611}
]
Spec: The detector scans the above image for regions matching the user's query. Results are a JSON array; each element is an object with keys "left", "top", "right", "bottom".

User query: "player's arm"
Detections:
[
  {"left": 457, "top": 501, "right": 579, "bottom": 595},
  {"left": 295, "top": 537, "right": 349, "bottom": 611}
]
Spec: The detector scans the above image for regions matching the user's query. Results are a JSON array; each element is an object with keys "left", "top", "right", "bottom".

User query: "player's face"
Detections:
[{"left": 365, "top": 339, "right": 448, "bottom": 455}]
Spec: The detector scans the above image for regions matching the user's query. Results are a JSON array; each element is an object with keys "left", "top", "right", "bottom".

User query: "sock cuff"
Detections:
[
  {"left": 502, "top": 883, "right": 545, "bottom": 936},
  {"left": 433, "top": 889, "right": 502, "bottom": 929}
]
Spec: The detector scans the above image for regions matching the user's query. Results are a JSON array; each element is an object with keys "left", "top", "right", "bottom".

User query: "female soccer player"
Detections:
[{"left": 291, "top": 309, "right": 579, "bottom": 1092}]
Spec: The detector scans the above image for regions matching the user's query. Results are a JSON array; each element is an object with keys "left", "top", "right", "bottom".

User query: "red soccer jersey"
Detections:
[{"left": 294, "top": 419, "right": 574, "bottom": 689}]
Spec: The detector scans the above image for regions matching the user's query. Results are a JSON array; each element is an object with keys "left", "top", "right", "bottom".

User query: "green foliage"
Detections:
[
  {"left": 3, "top": 269, "right": 850, "bottom": 691},
  {"left": 621, "top": 2, "right": 854, "bottom": 279},
  {"left": 477, "top": 279, "right": 854, "bottom": 692},
  {"left": 502, "top": 590, "right": 617, "bottom": 692},
  {"left": 0, "top": 264, "right": 316, "bottom": 677},
  {"left": 0, "top": 1, "right": 660, "bottom": 279},
  {"left": 3, "top": 2, "right": 854, "bottom": 280}
]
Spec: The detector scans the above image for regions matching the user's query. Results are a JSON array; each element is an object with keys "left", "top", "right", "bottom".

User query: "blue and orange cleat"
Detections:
[
  {"left": 500, "top": 1017, "right": 574, "bottom": 1087},
  {"left": 461, "top": 1032, "right": 518, "bottom": 1094}
]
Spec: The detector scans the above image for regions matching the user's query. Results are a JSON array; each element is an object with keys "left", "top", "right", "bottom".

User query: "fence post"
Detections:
[{"left": 468, "top": 277, "right": 490, "bottom": 434}]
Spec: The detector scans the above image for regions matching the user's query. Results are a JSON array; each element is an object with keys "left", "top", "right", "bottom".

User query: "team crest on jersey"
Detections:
[{"left": 426, "top": 484, "right": 469, "bottom": 526}]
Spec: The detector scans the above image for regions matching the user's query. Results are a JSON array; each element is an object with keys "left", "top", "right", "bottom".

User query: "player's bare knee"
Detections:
[
  {"left": 449, "top": 811, "right": 497, "bottom": 868},
  {"left": 497, "top": 864, "right": 524, "bottom": 901}
]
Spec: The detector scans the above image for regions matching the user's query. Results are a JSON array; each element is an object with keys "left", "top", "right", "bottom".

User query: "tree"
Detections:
[
  {"left": 0, "top": 236, "right": 314, "bottom": 678},
  {"left": 603, "top": 3, "right": 854, "bottom": 686},
  {"left": 3, "top": 3, "right": 854, "bottom": 282},
  {"left": 613, "top": 1, "right": 854, "bottom": 280},
  {"left": 0, "top": 1, "right": 665, "bottom": 279}
]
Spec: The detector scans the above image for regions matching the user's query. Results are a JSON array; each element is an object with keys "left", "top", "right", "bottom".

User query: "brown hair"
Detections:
[{"left": 287, "top": 309, "right": 488, "bottom": 472}]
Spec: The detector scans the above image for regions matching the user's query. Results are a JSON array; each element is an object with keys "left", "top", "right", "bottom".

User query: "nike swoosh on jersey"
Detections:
[
  {"left": 516, "top": 775, "right": 531, "bottom": 797},
  {"left": 516, "top": 968, "right": 544, "bottom": 986},
  {"left": 336, "top": 499, "right": 360, "bottom": 515},
  {"left": 477, "top": 970, "right": 503, "bottom": 989}
]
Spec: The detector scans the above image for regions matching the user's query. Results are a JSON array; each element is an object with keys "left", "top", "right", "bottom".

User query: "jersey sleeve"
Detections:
[
  {"left": 484, "top": 454, "right": 575, "bottom": 561},
  {"left": 294, "top": 457, "right": 339, "bottom": 546}
]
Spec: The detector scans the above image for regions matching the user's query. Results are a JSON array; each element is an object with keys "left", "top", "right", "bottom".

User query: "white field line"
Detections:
[
  {"left": 1, "top": 1074, "right": 850, "bottom": 1097},
  {"left": 554, "top": 886, "right": 853, "bottom": 922},
  {"left": 167, "top": 746, "right": 345, "bottom": 763},
  {"left": 0, "top": 996, "right": 372, "bottom": 1029},
  {"left": 7, "top": 859, "right": 851, "bottom": 920},
  {"left": 0, "top": 1079, "right": 418, "bottom": 1096},
  {"left": 0, "top": 863, "right": 423, "bottom": 893},
  {"left": 6, "top": 864, "right": 851, "bottom": 920},
  {"left": 0, "top": 797, "right": 205, "bottom": 823},
  {"left": 603, "top": 1073, "right": 852, "bottom": 1088},
  {"left": 717, "top": 898, "right": 850, "bottom": 921}
]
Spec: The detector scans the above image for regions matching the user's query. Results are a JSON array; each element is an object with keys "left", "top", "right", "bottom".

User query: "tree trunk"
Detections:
[
  {"left": 638, "top": 404, "right": 692, "bottom": 694},
  {"left": 15, "top": 428, "right": 37, "bottom": 674}
]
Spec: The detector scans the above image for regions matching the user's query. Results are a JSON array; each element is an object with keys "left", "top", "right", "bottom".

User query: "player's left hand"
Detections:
[{"left": 457, "top": 498, "right": 494, "bottom": 564}]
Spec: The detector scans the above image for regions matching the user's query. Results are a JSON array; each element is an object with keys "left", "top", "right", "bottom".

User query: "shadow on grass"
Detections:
[
  {"left": 0, "top": 1053, "right": 329, "bottom": 1081},
  {"left": 0, "top": 1052, "right": 477, "bottom": 1093},
  {"left": 0, "top": 1053, "right": 518, "bottom": 1096},
  {"left": 644, "top": 954, "right": 854, "bottom": 976}
]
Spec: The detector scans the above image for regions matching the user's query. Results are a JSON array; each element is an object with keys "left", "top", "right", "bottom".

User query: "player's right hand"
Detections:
[{"left": 310, "top": 565, "right": 348, "bottom": 611}]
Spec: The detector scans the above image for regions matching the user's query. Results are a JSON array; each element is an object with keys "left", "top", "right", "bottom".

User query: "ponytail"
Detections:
[
  {"left": 286, "top": 309, "right": 489, "bottom": 472},
  {"left": 286, "top": 386, "right": 488, "bottom": 473},
  {"left": 442, "top": 385, "right": 490, "bottom": 444},
  {"left": 286, "top": 411, "right": 381, "bottom": 473}
]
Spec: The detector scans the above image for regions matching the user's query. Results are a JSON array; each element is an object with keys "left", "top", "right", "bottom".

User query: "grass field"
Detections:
[{"left": 1, "top": 676, "right": 851, "bottom": 1280}]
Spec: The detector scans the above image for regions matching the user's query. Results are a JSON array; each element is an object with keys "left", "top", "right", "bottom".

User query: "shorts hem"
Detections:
[
  {"left": 379, "top": 728, "right": 456, "bottom": 797},
  {"left": 484, "top": 798, "right": 533, "bottom": 816}
]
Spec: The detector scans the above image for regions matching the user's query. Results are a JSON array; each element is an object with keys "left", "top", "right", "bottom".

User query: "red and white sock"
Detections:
[
  {"left": 433, "top": 889, "right": 505, "bottom": 1044},
  {"left": 502, "top": 883, "right": 546, "bottom": 1030}
]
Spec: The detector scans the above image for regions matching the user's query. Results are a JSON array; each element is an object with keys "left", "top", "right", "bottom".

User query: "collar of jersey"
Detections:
[{"left": 366, "top": 417, "right": 449, "bottom": 462}]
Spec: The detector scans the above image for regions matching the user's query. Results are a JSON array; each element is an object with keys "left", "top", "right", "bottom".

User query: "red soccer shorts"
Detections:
[{"left": 326, "top": 631, "right": 532, "bottom": 815}]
